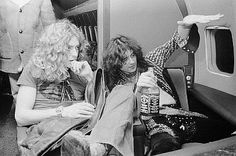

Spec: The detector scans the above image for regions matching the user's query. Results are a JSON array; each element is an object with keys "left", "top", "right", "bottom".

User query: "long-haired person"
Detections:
[
  {"left": 15, "top": 19, "right": 109, "bottom": 155},
  {"left": 102, "top": 14, "right": 235, "bottom": 155}
]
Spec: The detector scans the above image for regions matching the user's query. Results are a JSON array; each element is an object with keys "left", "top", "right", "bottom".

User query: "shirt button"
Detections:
[
  {"left": 19, "top": 9, "right": 22, "bottom": 12},
  {"left": 20, "top": 50, "right": 24, "bottom": 54},
  {"left": 19, "top": 30, "right": 23, "bottom": 33}
]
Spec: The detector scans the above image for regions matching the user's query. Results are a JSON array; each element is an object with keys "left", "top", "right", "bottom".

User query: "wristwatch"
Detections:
[{"left": 55, "top": 106, "right": 64, "bottom": 117}]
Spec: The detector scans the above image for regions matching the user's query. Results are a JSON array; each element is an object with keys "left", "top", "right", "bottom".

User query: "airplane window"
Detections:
[
  {"left": 207, "top": 28, "right": 234, "bottom": 75},
  {"left": 214, "top": 29, "right": 234, "bottom": 74}
]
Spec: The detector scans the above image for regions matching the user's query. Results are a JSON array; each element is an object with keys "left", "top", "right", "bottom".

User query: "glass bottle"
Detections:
[
  {"left": 140, "top": 68, "right": 160, "bottom": 116},
  {"left": 140, "top": 85, "right": 160, "bottom": 116}
]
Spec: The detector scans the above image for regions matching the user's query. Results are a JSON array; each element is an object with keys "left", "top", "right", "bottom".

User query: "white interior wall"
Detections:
[
  {"left": 185, "top": 0, "right": 236, "bottom": 95},
  {"left": 109, "top": 0, "right": 184, "bottom": 57}
]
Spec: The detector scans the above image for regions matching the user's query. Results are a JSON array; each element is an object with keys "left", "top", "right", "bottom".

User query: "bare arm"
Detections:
[
  {"left": 15, "top": 85, "right": 95, "bottom": 127},
  {"left": 15, "top": 86, "right": 57, "bottom": 126}
]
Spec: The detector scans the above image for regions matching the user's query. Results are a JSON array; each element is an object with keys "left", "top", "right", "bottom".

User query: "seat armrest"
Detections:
[
  {"left": 190, "top": 83, "right": 236, "bottom": 126},
  {"left": 164, "top": 68, "right": 189, "bottom": 111},
  {"left": 133, "top": 117, "right": 146, "bottom": 136}
]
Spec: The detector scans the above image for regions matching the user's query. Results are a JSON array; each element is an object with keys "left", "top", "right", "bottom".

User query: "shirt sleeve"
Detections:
[
  {"left": 145, "top": 31, "right": 188, "bottom": 69},
  {"left": 17, "top": 63, "right": 37, "bottom": 88},
  {"left": 0, "top": 13, "right": 4, "bottom": 38},
  {"left": 40, "top": 0, "right": 56, "bottom": 27}
]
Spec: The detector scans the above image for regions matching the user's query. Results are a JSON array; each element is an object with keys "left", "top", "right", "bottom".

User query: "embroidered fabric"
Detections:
[
  {"left": 141, "top": 106, "right": 208, "bottom": 142},
  {"left": 142, "top": 114, "right": 203, "bottom": 143}
]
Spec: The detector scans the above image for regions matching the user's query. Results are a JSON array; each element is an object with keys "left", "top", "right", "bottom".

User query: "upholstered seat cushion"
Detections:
[{"left": 181, "top": 142, "right": 203, "bottom": 149}]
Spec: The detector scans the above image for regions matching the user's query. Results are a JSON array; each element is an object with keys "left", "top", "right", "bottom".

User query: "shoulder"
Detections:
[
  {"left": 17, "top": 63, "right": 38, "bottom": 88},
  {"left": 111, "top": 84, "right": 135, "bottom": 95}
]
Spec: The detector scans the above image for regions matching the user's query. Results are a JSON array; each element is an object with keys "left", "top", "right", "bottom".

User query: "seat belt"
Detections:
[
  {"left": 167, "top": 68, "right": 189, "bottom": 111},
  {"left": 175, "top": 0, "right": 196, "bottom": 89},
  {"left": 175, "top": 0, "right": 188, "bottom": 17}
]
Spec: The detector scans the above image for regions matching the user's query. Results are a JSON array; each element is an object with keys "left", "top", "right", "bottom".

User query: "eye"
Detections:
[
  {"left": 130, "top": 52, "right": 135, "bottom": 58},
  {"left": 122, "top": 57, "right": 128, "bottom": 65},
  {"left": 68, "top": 45, "right": 73, "bottom": 50},
  {"left": 75, "top": 45, "right": 80, "bottom": 51}
]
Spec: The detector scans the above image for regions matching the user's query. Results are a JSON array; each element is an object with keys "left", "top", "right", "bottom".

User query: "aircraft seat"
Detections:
[{"left": 133, "top": 67, "right": 202, "bottom": 156}]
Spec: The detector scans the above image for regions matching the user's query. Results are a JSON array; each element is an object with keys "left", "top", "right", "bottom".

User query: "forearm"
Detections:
[
  {"left": 15, "top": 107, "right": 59, "bottom": 126},
  {"left": 145, "top": 30, "right": 187, "bottom": 67}
]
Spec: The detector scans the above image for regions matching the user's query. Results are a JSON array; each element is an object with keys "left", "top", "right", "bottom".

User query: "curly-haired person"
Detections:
[
  {"left": 15, "top": 19, "right": 110, "bottom": 156},
  {"left": 102, "top": 14, "right": 235, "bottom": 155}
]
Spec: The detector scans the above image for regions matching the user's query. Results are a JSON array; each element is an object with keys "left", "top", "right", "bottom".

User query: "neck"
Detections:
[{"left": 119, "top": 70, "right": 139, "bottom": 84}]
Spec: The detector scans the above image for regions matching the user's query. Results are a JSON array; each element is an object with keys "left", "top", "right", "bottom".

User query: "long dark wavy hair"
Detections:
[{"left": 103, "top": 35, "right": 151, "bottom": 91}]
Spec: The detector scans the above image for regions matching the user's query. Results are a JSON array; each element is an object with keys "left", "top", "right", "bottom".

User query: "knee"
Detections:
[{"left": 150, "top": 133, "right": 181, "bottom": 155}]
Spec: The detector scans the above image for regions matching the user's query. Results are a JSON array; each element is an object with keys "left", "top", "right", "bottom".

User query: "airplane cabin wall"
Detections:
[
  {"left": 185, "top": 0, "right": 236, "bottom": 96},
  {"left": 108, "top": 0, "right": 188, "bottom": 67}
]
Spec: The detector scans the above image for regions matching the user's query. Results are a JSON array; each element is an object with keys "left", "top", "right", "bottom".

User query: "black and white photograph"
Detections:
[{"left": 0, "top": 0, "right": 236, "bottom": 155}]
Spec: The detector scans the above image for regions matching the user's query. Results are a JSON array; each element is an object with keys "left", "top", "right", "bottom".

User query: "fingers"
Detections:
[
  {"left": 76, "top": 114, "right": 93, "bottom": 119},
  {"left": 179, "top": 13, "right": 224, "bottom": 27},
  {"left": 79, "top": 61, "right": 93, "bottom": 82},
  {"left": 137, "top": 70, "right": 157, "bottom": 88},
  {"left": 74, "top": 102, "right": 95, "bottom": 112},
  {"left": 63, "top": 102, "right": 95, "bottom": 118},
  {"left": 70, "top": 61, "right": 93, "bottom": 82},
  {"left": 207, "top": 13, "right": 224, "bottom": 20},
  {"left": 142, "top": 69, "right": 157, "bottom": 82},
  {"left": 70, "top": 60, "right": 84, "bottom": 73},
  {"left": 197, "top": 14, "right": 224, "bottom": 23}
]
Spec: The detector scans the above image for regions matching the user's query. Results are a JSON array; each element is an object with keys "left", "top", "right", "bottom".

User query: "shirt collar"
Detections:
[{"left": 9, "top": 0, "right": 32, "bottom": 8}]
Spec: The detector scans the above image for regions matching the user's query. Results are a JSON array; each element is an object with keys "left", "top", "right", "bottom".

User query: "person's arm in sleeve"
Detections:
[
  {"left": 15, "top": 86, "right": 95, "bottom": 126},
  {"left": 0, "top": 14, "right": 4, "bottom": 38},
  {"left": 40, "top": 0, "right": 56, "bottom": 27},
  {"left": 145, "top": 14, "right": 223, "bottom": 68},
  {"left": 15, "top": 64, "right": 95, "bottom": 127}
]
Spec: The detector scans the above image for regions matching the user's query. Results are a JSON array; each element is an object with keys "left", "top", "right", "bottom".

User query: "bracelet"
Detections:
[{"left": 55, "top": 106, "right": 64, "bottom": 117}]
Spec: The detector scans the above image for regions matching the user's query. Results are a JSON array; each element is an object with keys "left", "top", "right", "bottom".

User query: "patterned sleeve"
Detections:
[
  {"left": 40, "top": 0, "right": 56, "bottom": 27},
  {"left": 145, "top": 31, "right": 188, "bottom": 69}
]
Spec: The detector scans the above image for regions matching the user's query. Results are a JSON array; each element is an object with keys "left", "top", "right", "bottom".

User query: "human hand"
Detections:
[
  {"left": 136, "top": 68, "right": 157, "bottom": 91},
  {"left": 70, "top": 60, "right": 93, "bottom": 82},
  {"left": 177, "top": 14, "right": 224, "bottom": 27},
  {"left": 62, "top": 102, "right": 95, "bottom": 119}
]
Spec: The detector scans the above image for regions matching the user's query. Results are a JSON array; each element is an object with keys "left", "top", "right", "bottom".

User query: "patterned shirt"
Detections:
[{"left": 145, "top": 31, "right": 188, "bottom": 104}]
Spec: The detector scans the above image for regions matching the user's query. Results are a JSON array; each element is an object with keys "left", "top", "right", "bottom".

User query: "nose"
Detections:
[{"left": 128, "top": 57, "right": 135, "bottom": 64}]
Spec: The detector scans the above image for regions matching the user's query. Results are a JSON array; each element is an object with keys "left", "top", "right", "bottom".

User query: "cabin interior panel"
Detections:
[{"left": 185, "top": 0, "right": 236, "bottom": 96}]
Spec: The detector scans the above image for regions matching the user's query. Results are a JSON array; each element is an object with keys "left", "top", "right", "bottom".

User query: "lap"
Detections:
[{"left": 144, "top": 113, "right": 235, "bottom": 144}]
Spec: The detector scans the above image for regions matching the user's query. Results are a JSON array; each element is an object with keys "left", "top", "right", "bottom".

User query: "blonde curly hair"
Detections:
[{"left": 29, "top": 19, "right": 89, "bottom": 82}]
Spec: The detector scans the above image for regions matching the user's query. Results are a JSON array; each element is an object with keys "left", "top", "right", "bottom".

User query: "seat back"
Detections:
[{"left": 166, "top": 68, "right": 189, "bottom": 111}]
